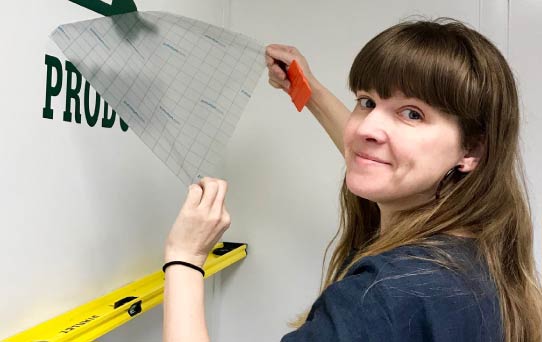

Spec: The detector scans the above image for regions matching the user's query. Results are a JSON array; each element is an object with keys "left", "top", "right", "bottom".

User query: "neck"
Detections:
[
  {"left": 377, "top": 204, "right": 393, "bottom": 234},
  {"left": 376, "top": 189, "right": 435, "bottom": 234},
  {"left": 377, "top": 202, "right": 476, "bottom": 239}
]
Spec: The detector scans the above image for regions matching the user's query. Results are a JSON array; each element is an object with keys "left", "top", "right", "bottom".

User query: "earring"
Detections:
[{"left": 435, "top": 166, "right": 461, "bottom": 200}]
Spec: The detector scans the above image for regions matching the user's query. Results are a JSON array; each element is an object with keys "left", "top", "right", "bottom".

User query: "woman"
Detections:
[{"left": 162, "top": 18, "right": 542, "bottom": 341}]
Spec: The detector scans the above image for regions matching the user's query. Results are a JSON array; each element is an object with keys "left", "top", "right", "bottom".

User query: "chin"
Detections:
[{"left": 345, "top": 171, "right": 384, "bottom": 201}]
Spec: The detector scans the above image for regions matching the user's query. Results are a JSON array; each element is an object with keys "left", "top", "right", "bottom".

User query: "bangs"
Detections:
[{"left": 348, "top": 20, "right": 481, "bottom": 121}]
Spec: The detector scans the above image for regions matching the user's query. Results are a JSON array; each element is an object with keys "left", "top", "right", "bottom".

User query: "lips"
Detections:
[{"left": 354, "top": 152, "right": 390, "bottom": 165}]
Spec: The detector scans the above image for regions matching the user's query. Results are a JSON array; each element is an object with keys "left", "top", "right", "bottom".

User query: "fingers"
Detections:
[
  {"left": 221, "top": 207, "right": 231, "bottom": 231},
  {"left": 183, "top": 184, "right": 203, "bottom": 209},
  {"left": 169, "top": 177, "right": 231, "bottom": 261},
  {"left": 270, "top": 64, "right": 287, "bottom": 81},
  {"left": 266, "top": 44, "right": 310, "bottom": 93},
  {"left": 265, "top": 53, "right": 275, "bottom": 67},
  {"left": 265, "top": 44, "right": 297, "bottom": 65},
  {"left": 268, "top": 71, "right": 291, "bottom": 92},
  {"left": 212, "top": 179, "right": 228, "bottom": 213},
  {"left": 197, "top": 177, "right": 219, "bottom": 209},
  {"left": 199, "top": 177, "right": 231, "bottom": 232},
  {"left": 265, "top": 45, "right": 293, "bottom": 76},
  {"left": 266, "top": 46, "right": 293, "bottom": 92},
  {"left": 268, "top": 78, "right": 281, "bottom": 89}
]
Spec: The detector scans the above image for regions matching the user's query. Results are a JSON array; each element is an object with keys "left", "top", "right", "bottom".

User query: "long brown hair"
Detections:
[{"left": 288, "top": 18, "right": 542, "bottom": 341}]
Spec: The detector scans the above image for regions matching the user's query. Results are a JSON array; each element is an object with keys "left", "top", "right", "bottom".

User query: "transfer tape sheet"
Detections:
[{"left": 51, "top": 11, "right": 265, "bottom": 185}]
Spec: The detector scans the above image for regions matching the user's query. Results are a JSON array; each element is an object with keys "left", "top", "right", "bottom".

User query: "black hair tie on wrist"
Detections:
[{"left": 163, "top": 261, "right": 205, "bottom": 277}]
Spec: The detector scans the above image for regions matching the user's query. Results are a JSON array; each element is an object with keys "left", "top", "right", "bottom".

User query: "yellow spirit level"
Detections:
[{"left": 4, "top": 242, "right": 247, "bottom": 342}]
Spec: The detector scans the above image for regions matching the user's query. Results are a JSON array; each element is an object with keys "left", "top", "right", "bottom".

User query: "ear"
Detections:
[{"left": 458, "top": 141, "right": 484, "bottom": 172}]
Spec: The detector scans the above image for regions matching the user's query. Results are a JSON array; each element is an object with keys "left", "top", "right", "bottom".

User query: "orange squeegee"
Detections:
[{"left": 286, "top": 60, "right": 312, "bottom": 112}]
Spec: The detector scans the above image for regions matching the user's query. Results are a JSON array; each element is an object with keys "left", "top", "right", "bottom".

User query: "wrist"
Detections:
[
  {"left": 164, "top": 250, "right": 207, "bottom": 268},
  {"left": 163, "top": 260, "right": 205, "bottom": 277},
  {"left": 306, "top": 78, "right": 326, "bottom": 109}
]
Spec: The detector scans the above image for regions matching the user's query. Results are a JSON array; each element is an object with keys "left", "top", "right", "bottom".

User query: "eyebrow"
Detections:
[
  {"left": 356, "top": 90, "right": 423, "bottom": 104},
  {"left": 355, "top": 90, "right": 432, "bottom": 113}
]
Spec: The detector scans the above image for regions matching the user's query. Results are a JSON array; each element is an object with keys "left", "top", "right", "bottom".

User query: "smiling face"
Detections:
[{"left": 344, "top": 89, "right": 468, "bottom": 210}]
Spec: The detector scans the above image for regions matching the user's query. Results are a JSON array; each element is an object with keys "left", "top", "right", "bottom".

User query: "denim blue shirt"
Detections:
[{"left": 281, "top": 235, "right": 503, "bottom": 341}]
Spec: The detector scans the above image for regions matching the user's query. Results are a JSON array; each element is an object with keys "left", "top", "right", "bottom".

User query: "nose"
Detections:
[{"left": 355, "top": 108, "right": 388, "bottom": 144}]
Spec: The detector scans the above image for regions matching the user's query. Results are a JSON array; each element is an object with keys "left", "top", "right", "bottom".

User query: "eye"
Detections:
[
  {"left": 400, "top": 108, "right": 423, "bottom": 121},
  {"left": 357, "top": 97, "right": 376, "bottom": 109}
]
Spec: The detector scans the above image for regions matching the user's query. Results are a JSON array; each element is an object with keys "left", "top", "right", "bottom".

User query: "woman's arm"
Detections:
[
  {"left": 265, "top": 44, "right": 351, "bottom": 157},
  {"left": 163, "top": 179, "right": 231, "bottom": 342},
  {"left": 163, "top": 253, "right": 209, "bottom": 342},
  {"left": 305, "top": 80, "right": 351, "bottom": 158}
]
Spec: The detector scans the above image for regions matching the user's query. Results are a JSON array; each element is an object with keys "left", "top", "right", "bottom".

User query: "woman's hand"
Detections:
[
  {"left": 265, "top": 44, "right": 318, "bottom": 93},
  {"left": 164, "top": 177, "right": 231, "bottom": 268}
]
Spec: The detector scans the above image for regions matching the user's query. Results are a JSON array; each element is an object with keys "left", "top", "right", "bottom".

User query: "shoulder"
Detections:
[
  {"left": 346, "top": 235, "right": 491, "bottom": 281},
  {"left": 344, "top": 237, "right": 478, "bottom": 295},
  {"left": 295, "top": 236, "right": 503, "bottom": 341},
  {"left": 343, "top": 236, "right": 499, "bottom": 307}
]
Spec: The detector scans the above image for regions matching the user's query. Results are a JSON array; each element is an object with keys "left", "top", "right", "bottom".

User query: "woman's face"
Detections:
[{"left": 343, "top": 89, "right": 467, "bottom": 209}]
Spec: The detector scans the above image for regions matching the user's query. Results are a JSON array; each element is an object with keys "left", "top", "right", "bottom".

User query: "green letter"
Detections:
[
  {"left": 101, "top": 102, "right": 116, "bottom": 128},
  {"left": 63, "top": 61, "right": 82, "bottom": 123},
  {"left": 84, "top": 81, "right": 100, "bottom": 127},
  {"left": 43, "top": 54, "right": 63, "bottom": 119},
  {"left": 102, "top": 101, "right": 129, "bottom": 131},
  {"left": 120, "top": 117, "right": 129, "bottom": 132}
]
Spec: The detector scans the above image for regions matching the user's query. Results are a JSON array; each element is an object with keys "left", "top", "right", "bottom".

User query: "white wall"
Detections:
[
  {"left": 0, "top": 1, "right": 228, "bottom": 341},
  {"left": 1, "top": 1, "right": 540, "bottom": 342},
  {"left": 216, "top": 0, "right": 541, "bottom": 341},
  {"left": 508, "top": 0, "right": 542, "bottom": 264}
]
